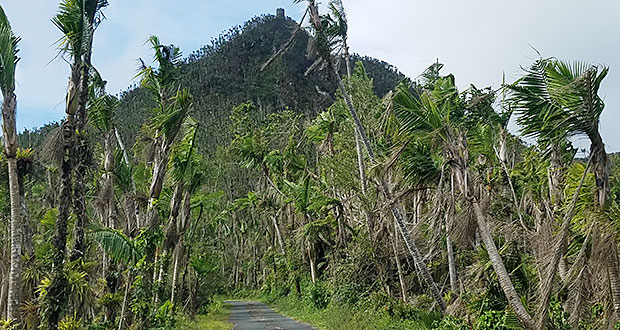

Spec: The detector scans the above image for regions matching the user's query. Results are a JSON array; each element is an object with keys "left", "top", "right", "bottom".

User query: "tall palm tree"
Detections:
[
  {"left": 138, "top": 36, "right": 192, "bottom": 230},
  {"left": 293, "top": 0, "right": 447, "bottom": 313},
  {"left": 46, "top": 1, "right": 107, "bottom": 327},
  {"left": 70, "top": 0, "right": 108, "bottom": 262},
  {"left": 0, "top": 4, "right": 22, "bottom": 322},
  {"left": 392, "top": 77, "right": 535, "bottom": 328},
  {"left": 508, "top": 59, "right": 617, "bottom": 326}
]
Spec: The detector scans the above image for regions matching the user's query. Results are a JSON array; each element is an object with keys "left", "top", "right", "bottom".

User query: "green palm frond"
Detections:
[
  {"left": 0, "top": 5, "right": 19, "bottom": 96},
  {"left": 87, "top": 225, "right": 141, "bottom": 264},
  {"left": 52, "top": 0, "right": 107, "bottom": 61},
  {"left": 398, "top": 141, "right": 443, "bottom": 187},
  {"left": 508, "top": 59, "right": 608, "bottom": 142},
  {"left": 88, "top": 94, "right": 118, "bottom": 132},
  {"left": 169, "top": 116, "right": 199, "bottom": 183},
  {"left": 391, "top": 81, "right": 449, "bottom": 142},
  {"left": 149, "top": 88, "right": 193, "bottom": 139},
  {"left": 139, "top": 35, "right": 182, "bottom": 89}
]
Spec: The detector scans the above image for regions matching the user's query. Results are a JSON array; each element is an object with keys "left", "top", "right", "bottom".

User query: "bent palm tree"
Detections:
[
  {"left": 0, "top": 5, "right": 22, "bottom": 322},
  {"left": 393, "top": 77, "right": 534, "bottom": 328},
  {"left": 509, "top": 59, "right": 616, "bottom": 326}
]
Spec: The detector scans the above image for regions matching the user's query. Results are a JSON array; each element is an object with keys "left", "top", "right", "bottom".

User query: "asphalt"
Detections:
[{"left": 226, "top": 300, "right": 318, "bottom": 330}]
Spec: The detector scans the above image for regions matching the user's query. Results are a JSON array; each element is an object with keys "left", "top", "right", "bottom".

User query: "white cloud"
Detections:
[{"left": 344, "top": 0, "right": 620, "bottom": 151}]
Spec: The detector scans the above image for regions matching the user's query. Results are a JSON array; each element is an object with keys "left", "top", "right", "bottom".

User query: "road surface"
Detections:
[{"left": 226, "top": 300, "right": 317, "bottom": 330}]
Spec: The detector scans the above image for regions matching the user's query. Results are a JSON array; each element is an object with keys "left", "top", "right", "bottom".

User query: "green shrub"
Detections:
[
  {"left": 432, "top": 315, "right": 469, "bottom": 330},
  {"left": 304, "top": 281, "right": 330, "bottom": 309}
]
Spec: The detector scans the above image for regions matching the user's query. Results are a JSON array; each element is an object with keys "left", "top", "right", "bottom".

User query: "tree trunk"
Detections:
[
  {"left": 70, "top": 12, "right": 96, "bottom": 261},
  {"left": 445, "top": 213, "right": 458, "bottom": 294},
  {"left": 117, "top": 271, "right": 132, "bottom": 330},
  {"left": 171, "top": 242, "right": 184, "bottom": 306},
  {"left": 272, "top": 216, "right": 285, "bottom": 255},
  {"left": 307, "top": 241, "right": 316, "bottom": 284},
  {"left": 589, "top": 132, "right": 609, "bottom": 209},
  {"left": 19, "top": 176, "right": 34, "bottom": 257},
  {"left": 588, "top": 131, "right": 620, "bottom": 320},
  {"left": 391, "top": 223, "right": 407, "bottom": 302},
  {"left": 6, "top": 158, "right": 22, "bottom": 321},
  {"left": 2, "top": 92, "right": 22, "bottom": 322},
  {"left": 115, "top": 127, "right": 141, "bottom": 232},
  {"left": 472, "top": 201, "right": 534, "bottom": 329}
]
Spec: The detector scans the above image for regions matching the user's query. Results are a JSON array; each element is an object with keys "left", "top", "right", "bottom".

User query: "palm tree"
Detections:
[
  {"left": 70, "top": 0, "right": 108, "bottom": 262},
  {"left": 508, "top": 58, "right": 617, "bottom": 326},
  {"left": 392, "top": 76, "right": 534, "bottom": 328},
  {"left": 138, "top": 36, "right": 193, "bottom": 230},
  {"left": 0, "top": 4, "right": 22, "bottom": 322},
  {"left": 46, "top": 1, "right": 107, "bottom": 327}
]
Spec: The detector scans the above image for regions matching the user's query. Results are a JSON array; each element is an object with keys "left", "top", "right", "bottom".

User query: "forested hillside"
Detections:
[{"left": 2, "top": 1, "right": 620, "bottom": 330}]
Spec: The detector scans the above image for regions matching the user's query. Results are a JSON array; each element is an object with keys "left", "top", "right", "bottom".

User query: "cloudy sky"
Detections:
[{"left": 2, "top": 0, "right": 619, "bottom": 150}]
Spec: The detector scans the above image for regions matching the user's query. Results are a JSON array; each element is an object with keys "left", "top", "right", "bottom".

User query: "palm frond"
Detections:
[
  {"left": 0, "top": 5, "right": 19, "bottom": 95},
  {"left": 87, "top": 225, "right": 140, "bottom": 264}
]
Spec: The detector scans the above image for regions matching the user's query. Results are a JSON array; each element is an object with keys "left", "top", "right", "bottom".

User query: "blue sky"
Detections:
[{"left": 2, "top": 0, "right": 620, "bottom": 151}]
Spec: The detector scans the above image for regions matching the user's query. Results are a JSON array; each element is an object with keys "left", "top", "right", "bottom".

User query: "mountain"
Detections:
[{"left": 19, "top": 10, "right": 406, "bottom": 154}]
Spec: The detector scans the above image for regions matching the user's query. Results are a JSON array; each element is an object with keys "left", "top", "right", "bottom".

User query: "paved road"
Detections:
[{"left": 226, "top": 301, "right": 317, "bottom": 330}]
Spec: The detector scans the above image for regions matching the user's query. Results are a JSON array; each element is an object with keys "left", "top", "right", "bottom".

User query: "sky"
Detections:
[{"left": 1, "top": 0, "right": 619, "bottom": 151}]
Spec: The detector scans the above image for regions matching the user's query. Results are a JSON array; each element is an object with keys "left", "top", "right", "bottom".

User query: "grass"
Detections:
[
  {"left": 177, "top": 301, "right": 232, "bottom": 330},
  {"left": 266, "top": 294, "right": 435, "bottom": 330}
]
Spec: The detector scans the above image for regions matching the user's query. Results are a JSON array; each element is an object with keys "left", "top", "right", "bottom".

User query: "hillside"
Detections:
[{"left": 110, "top": 11, "right": 405, "bottom": 154}]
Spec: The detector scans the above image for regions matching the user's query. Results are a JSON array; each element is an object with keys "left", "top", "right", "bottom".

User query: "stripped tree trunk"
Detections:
[
  {"left": 445, "top": 212, "right": 458, "bottom": 293},
  {"left": 391, "top": 223, "right": 407, "bottom": 302},
  {"left": 2, "top": 92, "right": 22, "bottom": 321},
  {"left": 307, "top": 241, "right": 317, "bottom": 284}
]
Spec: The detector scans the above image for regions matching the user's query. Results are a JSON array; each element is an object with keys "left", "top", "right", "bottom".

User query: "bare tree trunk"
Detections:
[
  {"left": 117, "top": 271, "right": 132, "bottom": 330},
  {"left": 391, "top": 223, "right": 407, "bottom": 302},
  {"left": 115, "top": 127, "right": 141, "bottom": 232},
  {"left": 471, "top": 201, "right": 534, "bottom": 329},
  {"left": 171, "top": 243, "right": 184, "bottom": 306},
  {"left": 3, "top": 83, "right": 22, "bottom": 322},
  {"left": 445, "top": 212, "right": 458, "bottom": 293},
  {"left": 307, "top": 241, "right": 316, "bottom": 284},
  {"left": 0, "top": 273, "right": 7, "bottom": 319},
  {"left": 6, "top": 158, "right": 21, "bottom": 321},
  {"left": 272, "top": 216, "right": 285, "bottom": 255}
]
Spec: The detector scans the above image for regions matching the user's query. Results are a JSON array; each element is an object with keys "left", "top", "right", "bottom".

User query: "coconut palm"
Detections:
[
  {"left": 392, "top": 75, "right": 535, "bottom": 328},
  {"left": 0, "top": 4, "right": 22, "bottom": 322}
]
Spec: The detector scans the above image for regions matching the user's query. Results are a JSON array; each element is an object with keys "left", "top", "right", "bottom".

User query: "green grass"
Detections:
[
  {"left": 177, "top": 301, "right": 232, "bottom": 330},
  {"left": 267, "top": 295, "right": 435, "bottom": 330}
]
